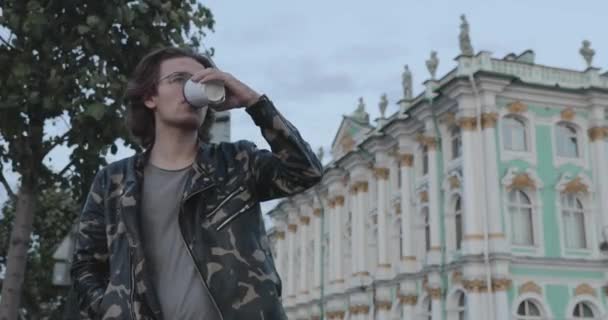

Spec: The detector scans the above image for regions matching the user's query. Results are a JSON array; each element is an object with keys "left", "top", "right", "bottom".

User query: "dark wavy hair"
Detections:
[{"left": 124, "top": 47, "right": 216, "bottom": 148}]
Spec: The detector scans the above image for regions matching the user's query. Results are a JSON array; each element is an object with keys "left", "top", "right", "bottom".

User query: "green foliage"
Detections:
[{"left": 0, "top": 188, "right": 79, "bottom": 318}]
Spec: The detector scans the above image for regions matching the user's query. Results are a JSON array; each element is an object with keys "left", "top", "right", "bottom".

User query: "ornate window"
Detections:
[
  {"left": 556, "top": 123, "right": 579, "bottom": 158},
  {"left": 422, "top": 206, "right": 430, "bottom": 251},
  {"left": 572, "top": 302, "right": 596, "bottom": 319},
  {"left": 451, "top": 126, "right": 462, "bottom": 159},
  {"left": 503, "top": 116, "right": 528, "bottom": 151},
  {"left": 454, "top": 195, "right": 463, "bottom": 250},
  {"left": 421, "top": 296, "right": 432, "bottom": 320},
  {"left": 456, "top": 291, "right": 467, "bottom": 320},
  {"left": 508, "top": 190, "right": 534, "bottom": 246},
  {"left": 561, "top": 194, "right": 587, "bottom": 249},
  {"left": 422, "top": 145, "right": 429, "bottom": 175}
]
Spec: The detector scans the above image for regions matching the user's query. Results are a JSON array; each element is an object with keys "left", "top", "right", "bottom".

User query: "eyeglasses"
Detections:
[{"left": 158, "top": 71, "right": 193, "bottom": 86}]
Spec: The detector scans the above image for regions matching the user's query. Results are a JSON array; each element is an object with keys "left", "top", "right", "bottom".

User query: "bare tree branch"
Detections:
[
  {"left": 0, "top": 34, "right": 18, "bottom": 51},
  {"left": 0, "top": 163, "right": 16, "bottom": 201},
  {"left": 58, "top": 159, "right": 76, "bottom": 177},
  {"left": 41, "top": 132, "right": 69, "bottom": 158}
]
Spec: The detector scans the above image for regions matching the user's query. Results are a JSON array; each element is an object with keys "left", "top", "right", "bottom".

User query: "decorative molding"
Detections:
[
  {"left": 377, "top": 263, "right": 392, "bottom": 268},
  {"left": 463, "top": 279, "right": 488, "bottom": 293},
  {"left": 587, "top": 127, "right": 607, "bottom": 142},
  {"left": 394, "top": 202, "right": 402, "bottom": 215},
  {"left": 464, "top": 234, "right": 484, "bottom": 241},
  {"left": 507, "top": 101, "right": 528, "bottom": 114},
  {"left": 352, "top": 271, "right": 370, "bottom": 277},
  {"left": 288, "top": 224, "right": 298, "bottom": 232},
  {"left": 429, "top": 246, "right": 441, "bottom": 252},
  {"left": 340, "top": 135, "right": 356, "bottom": 153},
  {"left": 401, "top": 256, "right": 417, "bottom": 261},
  {"left": 399, "top": 294, "right": 418, "bottom": 305},
  {"left": 400, "top": 153, "right": 414, "bottom": 167},
  {"left": 449, "top": 175, "right": 461, "bottom": 189},
  {"left": 519, "top": 281, "right": 542, "bottom": 296},
  {"left": 335, "top": 195, "right": 345, "bottom": 206},
  {"left": 326, "top": 310, "right": 345, "bottom": 320},
  {"left": 502, "top": 167, "right": 543, "bottom": 191},
  {"left": 452, "top": 271, "right": 463, "bottom": 284},
  {"left": 492, "top": 278, "right": 512, "bottom": 292},
  {"left": 481, "top": 112, "right": 499, "bottom": 129},
  {"left": 574, "top": 283, "right": 597, "bottom": 297},
  {"left": 313, "top": 208, "right": 322, "bottom": 217},
  {"left": 556, "top": 172, "right": 592, "bottom": 195},
  {"left": 416, "top": 134, "right": 438, "bottom": 150},
  {"left": 355, "top": 181, "right": 369, "bottom": 193},
  {"left": 489, "top": 233, "right": 505, "bottom": 239},
  {"left": 457, "top": 116, "right": 478, "bottom": 131},
  {"left": 374, "top": 167, "right": 390, "bottom": 180},
  {"left": 349, "top": 185, "right": 358, "bottom": 195},
  {"left": 427, "top": 287, "right": 442, "bottom": 299},
  {"left": 349, "top": 305, "right": 370, "bottom": 315},
  {"left": 375, "top": 300, "right": 392, "bottom": 311},
  {"left": 560, "top": 108, "right": 576, "bottom": 121},
  {"left": 299, "top": 216, "right": 310, "bottom": 225},
  {"left": 276, "top": 231, "right": 286, "bottom": 240},
  {"left": 419, "top": 190, "right": 429, "bottom": 203},
  {"left": 328, "top": 199, "right": 336, "bottom": 209}
]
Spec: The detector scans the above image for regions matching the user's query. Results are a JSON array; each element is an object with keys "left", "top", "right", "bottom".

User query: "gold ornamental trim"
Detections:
[
  {"left": 562, "top": 177, "right": 589, "bottom": 194},
  {"left": 419, "top": 190, "right": 429, "bottom": 203},
  {"left": 507, "top": 101, "right": 527, "bottom": 114},
  {"left": 492, "top": 278, "right": 512, "bottom": 292},
  {"left": 429, "top": 246, "right": 441, "bottom": 252},
  {"left": 561, "top": 108, "right": 576, "bottom": 121},
  {"left": 334, "top": 195, "right": 345, "bottom": 207},
  {"left": 457, "top": 116, "right": 478, "bottom": 131},
  {"left": 399, "top": 294, "right": 418, "bottom": 305},
  {"left": 330, "top": 278, "right": 345, "bottom": 284},
  {"left": 374, "top": 167, "right": 390, "bottom": 180},
  {"left": 328, "top": 199, "right": 336, "bottom": 209},
  {"left": 288, "top": 224, "right": 298, "bottom": 232},
  {"left": 313, "top": 208, "right": 322, "bottom": 217},
  {"left": 377, "top": 263, "right": 392, "bottom": 269},
  {"left": 375, "top": 300, "right": 392, "bottom": 311},
  {"left": 509, "top": 173, "right": 536, "bottom": 191},
  {"left": 427, "top": 287, "right": 442, "bottom": 299},
  {"left": 400, "top": 153, "right": 414, "bottom": 167},
  {"left": 481, "top": 112, "right": 499, "bottom": 129},
  {"left": 452, "top": 271, "right": 462, "bottom": 284},
  {"left": 448, "top": 175, "right": 461, "bottom": 189},
  {"left": 276, "top": 231, "right": 286, "bottom": 240},
  {"left": 401, "top": 256, "right": 417, "bottom": 262},
  {"left": 416, "top": 134, "right": 438, "bottom": 150},
  {"left": 326, "top": 310, "right": 345, "bottom": 320},
  {"left": 349, "top": 305, "right": 370, "bottom": 315},
  {"left": 352, "top": 271, "right": 370, "bottom": 277},
  {"left": 519, "top": 281, "right": 542, "bottom": 296},
  {"left": 489, "top": 233, "right": 506, "bottom": 239},
  {"left": 575, "top": 283, "right": 597, "bottom": 297},
  {"left": 394, "top": 202, "right": 402, "bottom": 215},
  {"left": 588, "top": 127, "right": 608, "bottom": 142},
  {"left": 299, "top": 216, "right": 310, "bottom": 225},
  {"left": 463, "top": 234, "right": 484, "bottom": 241},
  {"left": 463, "top": 279, "right": 488, "bottom": 293},
  {"left": 349, "top": 185, "right": 358, "bottom": 195}
]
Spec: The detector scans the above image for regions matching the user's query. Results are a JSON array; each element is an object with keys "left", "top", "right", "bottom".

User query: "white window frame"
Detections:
[
  {"left": 511, "top": 293, "right": 552, "bottom": 320},
  {"left": 551, "top": 115, "right": 589, "bottom": 169},
  {"left": 446, "top": 288, "right": 468, "bottom": 320},
  {"left": 565, "top": 295, "right": 606, "bottom": 320}
]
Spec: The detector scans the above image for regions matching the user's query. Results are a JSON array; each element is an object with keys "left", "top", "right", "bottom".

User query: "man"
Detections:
[{"left": 71, "top": 47, "right": 323, "bottom": 320}]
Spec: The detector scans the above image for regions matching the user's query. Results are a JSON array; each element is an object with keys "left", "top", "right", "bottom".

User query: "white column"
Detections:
[
  {"left": 425, "top": 138, "right": 441, "bottom": 264},
  {"left": 464, "top": 280, "right": 486, "bottom": 320},
  {"left": 401, "top": 299, "right": 416, "bottom": 320},
  {"left": 312, "top": 208, "right": 322, "bottom": 297},
  {"left": 286, "top": 223, "right": 298, "bottom": 300},
  {"left": 459, "top": 117, "right": 483, "bottom": 254},
  {"left": 355, "top": 181, "right": 369, "bottom": 275},
  {"left": 333, "top": 195, "right": 345, "bottom": 285},
  {"left": 349, "top": 183, "right": 360, "bottom": 280},
  {"left": 431, "top": 295, "right": 441, "bottom": 320},
  {"left": 589, "top": 126, "right": 608, "bottom": 237},
  {"left": 399, "top": 153, "right": 415, "bottom": 271},
  {"left": 297, "top": 215, "right": 310, "bottom": 300},
  {"left": 493, "top": 281, "right": 511, "bottom": 320},
  {"left": 481, "top": 113, "right": 506, "bottom": 251},
  {"left": 375, "top": 166, "right": 391, "bottom": 274},
  {"left": 275, "top": 228, "right": 286, "bottom": 282}
]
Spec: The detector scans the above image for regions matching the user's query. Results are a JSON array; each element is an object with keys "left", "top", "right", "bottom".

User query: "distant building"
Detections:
[{"left": 267, "top": 39, "right": 608, "bottom": 319}]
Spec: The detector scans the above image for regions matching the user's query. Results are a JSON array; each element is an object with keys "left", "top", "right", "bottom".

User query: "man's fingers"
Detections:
[{"left": 190, "top": 68, "right": 218, "bottom": 82}]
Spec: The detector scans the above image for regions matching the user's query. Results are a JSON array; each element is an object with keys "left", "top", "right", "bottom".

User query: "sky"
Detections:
[{"left": 1, "top": 0, "right": 608, "bottom": 215}]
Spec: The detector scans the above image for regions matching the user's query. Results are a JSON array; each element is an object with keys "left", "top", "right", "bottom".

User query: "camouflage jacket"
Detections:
[{"left": 71, "top": 95, "right": 323, "bottom": 320}]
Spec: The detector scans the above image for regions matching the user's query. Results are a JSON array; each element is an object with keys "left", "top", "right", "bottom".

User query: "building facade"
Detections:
[{"left": 267, "top": 45, "right": 608, "bottom": 319}]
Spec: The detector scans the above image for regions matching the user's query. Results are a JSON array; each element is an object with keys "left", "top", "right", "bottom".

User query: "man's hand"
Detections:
[{"left": 190, "top": 68, "right": 261, "bottom": 111}]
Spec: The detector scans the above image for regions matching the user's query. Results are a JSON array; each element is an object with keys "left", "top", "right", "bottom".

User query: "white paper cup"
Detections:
[{"left": 183, "top": 79, "right": 226, "bottom": 109}]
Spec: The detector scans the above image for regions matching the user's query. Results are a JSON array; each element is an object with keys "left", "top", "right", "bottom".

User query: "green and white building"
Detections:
[{"left": 267, "top": 23, "right": 608, "bottom": 320}]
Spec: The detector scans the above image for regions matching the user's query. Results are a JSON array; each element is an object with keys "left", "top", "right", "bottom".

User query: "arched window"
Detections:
[
  {"left": 503, "top": 116, "right": 528, "bottom": 151},
  {"left": 572, "top": 301, "right": 596, "bottom": 318},
  {"left": 561, "top": 194, "right": 587, "bottom": 249},
  {"left": 454, "top": 291, "right": 467, "bottom": 320},
  {"left": 451, "top": 126, "right": 462, "bottom": 159},
  {"left": 508, "top": 190, "right": 534, "bottom": 246},
  {"left": 556, "top": 123, "right": 579, "bottom": 158},
  {"left": 421, "top": 296, "right": 432, "bottom": 320},
  {"left": 454, "top": 196, "right": 463, "bottom": 250},
  {"left": 516, "top": 299, "right": 542, "bottom": 320},
  {"left": 422, "top": 145, "right": 429, "bottom": 175}
]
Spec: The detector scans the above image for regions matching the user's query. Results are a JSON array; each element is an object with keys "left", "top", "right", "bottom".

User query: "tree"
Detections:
[
  {"left": 0, "top": 1, "right": 215, "bottom": 319},
  {"left": 0, "top": 188, "right": 79, "bottom": 319}
]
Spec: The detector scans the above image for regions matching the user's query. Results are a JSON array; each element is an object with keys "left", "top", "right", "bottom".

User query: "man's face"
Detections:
[{"left": 144, "top": 57, "right": 207, "bottom": 132}]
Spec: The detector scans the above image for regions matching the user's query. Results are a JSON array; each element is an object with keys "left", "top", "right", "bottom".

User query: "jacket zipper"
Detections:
[
  {"left": 129, "top": 248, "right": 137, "bottom": 320},
  {"left": 206, "top": 185, "right": 245, "bottom": 219},
  {"left": 179, "top": 185, "right": 225, "bottom": 320},
  {"left": 216, "top": 202, "right": 253, "bottom": 231}
]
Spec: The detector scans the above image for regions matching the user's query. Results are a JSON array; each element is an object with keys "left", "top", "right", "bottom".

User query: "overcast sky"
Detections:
[{"left": 1, "top": 0, "right": 607, "bottom": 214}]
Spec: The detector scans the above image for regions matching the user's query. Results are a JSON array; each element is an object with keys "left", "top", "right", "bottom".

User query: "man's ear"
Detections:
[{"left": 143, "top": 94, "right": 157, "bottom": 110}]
